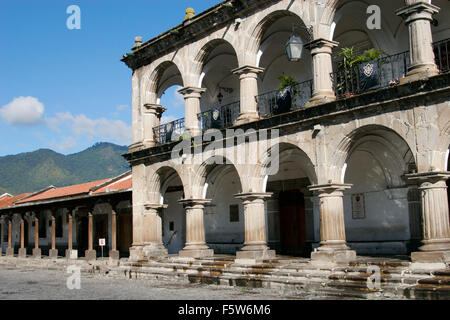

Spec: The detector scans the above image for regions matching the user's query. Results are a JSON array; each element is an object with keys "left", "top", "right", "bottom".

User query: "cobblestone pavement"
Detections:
[{"left": 0, "top": 264, "right": 332, "bottom": 300}]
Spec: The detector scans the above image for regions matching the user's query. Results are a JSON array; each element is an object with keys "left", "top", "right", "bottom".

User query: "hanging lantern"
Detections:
[{"left": 285, "top": 34, "right": 303, "bottom": 62}]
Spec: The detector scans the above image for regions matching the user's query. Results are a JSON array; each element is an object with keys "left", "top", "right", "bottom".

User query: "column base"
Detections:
[
  {"left": 18, "top": 248, "right": 27, "bottom": 258},
  {"left": 6, "top": 248, "right": 14, "bottom": 256},
  {"left": 129, "top": 246, "right": 145, "bottom": 261},
  {"left": 84, "top": 250, "right": 97, "bottom": 261},
  {"left": 142, "top": 243, "right": 168, "bottom": 258},
  {"left": 418, "top": 239, "right": 450, "bottom": 252},
  {"left": 49, "top": 249, "right": 58, "bottom": 259},
  {"left": 234, "top": 112, "right": 260, "bottom": 125},
  {"left": 32, "top": 248, "right": 41, "bottom": 259},
  {"left": 129, "top": 142, "right": 145, "bottom": 153},
  {"left": 400, "top": 65, "right": 439, "bottom": 84},
  {"left": 235, "top": 248, "right": 276, "bottom": 265},
  {"left": 109, "top": 250, "right": 120, "bottom": 261},
  {"left": 179, "top": 248, "right": 214, "bottom": 259},
  {"left": 411, "top": 250, "right": 450, "bottom": 264},
  {"left": 65, "top": 249, "right": 78, "bottom": 260},
  {"left": 306, "top": 94, "right": 336, "bottom": 108},
  {"left": 311, "top": 250, "right": 357, "bottom": 266}
]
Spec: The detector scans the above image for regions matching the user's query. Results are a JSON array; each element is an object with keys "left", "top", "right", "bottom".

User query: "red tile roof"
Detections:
[
  {"left": 0, "top": 193, "right": 31, "bottom": 209},
  {"left": 16, "top": 179, "right": 110, "bottom": 204},
  {"left": 93, "top": 175, "right": 132, "bottom": 194}
]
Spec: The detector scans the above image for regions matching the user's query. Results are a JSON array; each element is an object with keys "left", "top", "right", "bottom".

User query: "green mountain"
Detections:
[{"left": 0, "top": 142, "right": 130, "bottom": 195}]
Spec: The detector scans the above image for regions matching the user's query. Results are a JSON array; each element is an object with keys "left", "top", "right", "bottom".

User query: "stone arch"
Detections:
[
  {"left": 147, "top": 165, "right": 187, "bottom": 205},
  {"left": 246, "top": 10, "right": 310, "bottom": 67},
  {"left": 141, "top": 60, "right": 185, "bottom": 104},
  {"left": 330, "top": 124, "right": 416, "bottom": 184},
  {"left": 191, "top": 155, "right": 245, "bottom": 199},
  {"left": 254, "top": 142, "right": 318, "bottom": 193}
]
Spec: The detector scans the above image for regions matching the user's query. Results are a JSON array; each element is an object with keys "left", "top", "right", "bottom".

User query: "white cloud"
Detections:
[
  {"left": 45, "top": 112, "right": 132, "bottom": 145},
  {"left": 0, "top": 96, "right": 44, "bottom": 125},
  {"left": 116, "top": 104, "right": 129, "bottom": 111},
  {"left": 50, "top": 136, "right": 78, "bottom": 152}
]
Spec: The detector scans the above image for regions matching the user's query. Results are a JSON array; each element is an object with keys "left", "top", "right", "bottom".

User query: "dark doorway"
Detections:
[
  {"left": 279, "top": 190, "right": 308, "bottom": 257},
  {"left": 118, "top": 213, "right": 132, "bottom": 256},
  {"left": 77, "top": 216, "right": 88, "bottom": 256},
  {"left": 94, "top": 214, "right": 108, "bottom": 257}
]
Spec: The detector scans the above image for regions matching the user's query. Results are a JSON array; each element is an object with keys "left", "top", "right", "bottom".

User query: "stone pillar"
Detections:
[
  {"left": 142, "top": 204, "right": 168, "bottom": 258},
  {"left": 143, "top": 104, "right": 166, "bottom": 147},
  {"left": 396, "top": 2, "right": 440, "bottom": 82},
  {"left": 178, "top": 87, "right": 206, "bottom": 137},
  {"left": 178, "top": 199, "right": 214, "bottom": 258},
  {"left": 304, "top": 39, "right": 339, "bottom": 107},
  {"left": 234, "top": 193, "right": 275, "bottom": 263},
  {"left": 232, "top": 66, "right": 264, "bottom": 125},
  {"left": 49, "top": 216, "right": 58, "bottom": 259},
  {"left": 85, "top": 213, "right": 96, "bottom": 261},
  {"left": 32, "top": 217, "right": 41, "bottom": 258},
  {"left": 109, "top": 210, "right": 120, "bottom": 261},
  {"left": 65, "top": 214, "right": 77, "bottom": 259},
  {"left": 6, "top": 220, "right": 13, "bottom": 256},
  {"left": 18, "top": 219, "right": 26, "bottom": 258},
  {"left": 406, "top": 172, "right": 450, "bottom": 263},
  {"left": 308, "top": 184, "right": 356, "bottom": 265}
]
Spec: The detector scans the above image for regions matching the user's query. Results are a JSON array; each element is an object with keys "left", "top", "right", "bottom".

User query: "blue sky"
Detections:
[{"left": 0, "top": 0, "right": 218, "bottom": 156}]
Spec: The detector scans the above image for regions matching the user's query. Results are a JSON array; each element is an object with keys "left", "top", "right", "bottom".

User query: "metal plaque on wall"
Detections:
[{"left": 352, "top": 194, "right": 366, "bottom": 219}]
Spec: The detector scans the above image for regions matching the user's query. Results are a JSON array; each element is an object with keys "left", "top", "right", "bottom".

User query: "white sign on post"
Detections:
[{"left": 99, "top": 238, "right": 106, "bottom": 259}]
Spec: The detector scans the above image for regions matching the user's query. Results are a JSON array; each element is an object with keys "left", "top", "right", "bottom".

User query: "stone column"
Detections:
[
  {"left": 178, "top": 87, "right": 206, "bottom": 137},
  {"left": 142, "top": 104, "right": 166, "bottom": 147},
  {"left": 85, "top": 213, "right": 96, "bottom": 261},
  {"left": 178, "top": 199, "right": 214, "bottom": 258},
  {"left": 396, "top": 2, "right": 440, "bottom": 82},
  {"left": 234, "top": 193, "right": 275, "bottom": 263},
  {"left": 308, "top": 184, "right": 356, "bottom": 264},
  {"left": 65, "top": 214, "right": 77, "bottom": 259},
  {"left": 32, "top": 217, "right": 41, "bottom": 258},
  {"left": 6, "top": 220, "right": 13, "bottom": 256},
  {"left": 49, "top": 216, "right": 58, "bottom": 259},
  {"left": 142, "top": 204, "right": 168, "bottom": 258},
  {"left": 232, "top": 66, "right": 264, "bottom": 125},
  {"left": 18, "top": 219, "right": 26, "bottom": 258},
  {"left": 406, "top": 172, "right": 450, "bottom": 263},
  {"left": 109, "top": 210, "right": 120, "bottom": 261},
  {"left": 304, "top": 39, "right": 339, "bottom": 107}
]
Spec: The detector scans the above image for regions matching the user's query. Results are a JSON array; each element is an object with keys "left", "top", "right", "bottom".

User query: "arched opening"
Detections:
[
  {"left": 199, "top": 158, "right": 244, "bottom": 255},
  {"left": 196, "top": 39, "right": 240, "bottom": 130},
  {"left": 262, "top": 143, "right": 317, "bottom": 257},
  {"left": 150, "top": 62, "right": 185, "bottom": 144},
  {"left": 153, "top": 167, "right": 185, "bottom": 254},
  {"left": 253, "top": 11, "right": 313, "bottom": 118},
  {"left": 340, "top": 126, "right": 417, "bottom": 255}
]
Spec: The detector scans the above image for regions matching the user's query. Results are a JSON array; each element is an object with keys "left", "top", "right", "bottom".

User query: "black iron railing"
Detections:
[
  {"left": 434, "top": 38, "right": 450, "bottom": 73},
  {"left": 198, "top": 101, "right": 240, "bottom": 131},
  {"left": 332, "top": 38, "right": 449, "bottom": 98},
  {"left": 153, "top": 118, "right": 185, "bottom": 145},
  {"left": 255, "top": 80, "right": 313, "bottom": 119}
]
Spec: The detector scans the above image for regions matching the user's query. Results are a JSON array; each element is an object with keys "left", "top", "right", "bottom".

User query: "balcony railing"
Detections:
[
  {"left": 332, "top": 38, "right": 449, "bottom": 99},
  {"left": 198, "top": 101, "right": 240, "bottom": 131},
  {"left": 434, "top": 38, "right": 450, "bottom": 73},
  {"left": 153, "top": 117, "right": 185, "bottom": 145},
  {"left": 255, "top": 79, "right": 313, "bottom": 119}
]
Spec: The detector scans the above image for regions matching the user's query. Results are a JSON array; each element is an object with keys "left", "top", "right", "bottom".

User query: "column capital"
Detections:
[
  {"left": 178, "top": 87, "right": 206, "bottom": 98},
  {"left": 234, "top": 192, "right": 272, "bottom": 202},
  {"left": 143, "top": 103, "right": 166, "bottom": 116},
  {"left": 405, "top": 171, "right": 450, "bottom": 186},
  {"left": 231, "top": 65, "right": 265, "bottom": 76},
  {"left": 304, "top": 38, "right": 339, "bottom": 53},
  {"left": 144, "top": 203, "right": 168, "bottom": 211},
  {"left": 396, "top": 2, "right": 440, "bottom": 22},
  {"left": 308, "top": 183, "right": 353, "bottom": 195},
  {"left": 178, "top": 199, "right": 211, "bottom": 208}
]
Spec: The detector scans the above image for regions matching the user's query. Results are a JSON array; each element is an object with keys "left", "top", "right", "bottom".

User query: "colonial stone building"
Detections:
[{"left": 121, "top": 0, "right": 450, "bottom": 266}]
